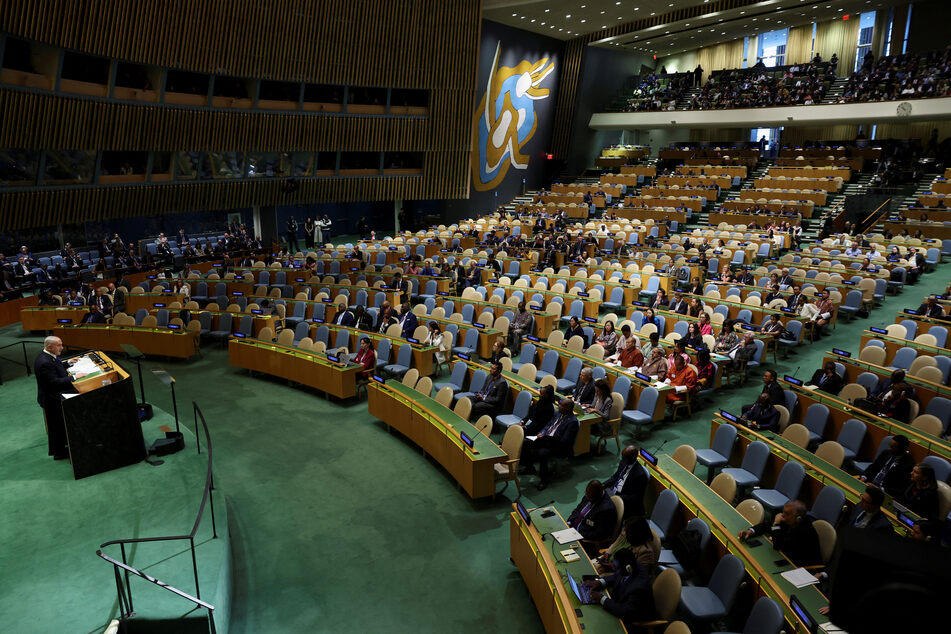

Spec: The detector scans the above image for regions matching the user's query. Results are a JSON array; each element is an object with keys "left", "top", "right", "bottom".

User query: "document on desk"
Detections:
[
  {"left": 551, "top": 527, "right": 584, "bottom": 545},
  {"left": 674, "top": 385, "right": 687, "bottom": 392},
  {"left": 69, "top": 357, "right": 101, "bottom": 376},
  {"left": 781, "top": 567, "right": 820, "bottom": 588}
]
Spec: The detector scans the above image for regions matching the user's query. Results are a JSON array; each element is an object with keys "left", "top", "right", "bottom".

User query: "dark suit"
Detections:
[
  {"left": 522, "top": 398, "right": 555, "bottom": 436},
  {"left": 91, "top": 294, "right": 112, "bottom": 314},
  {"left": 393, "top": 279, "right": 410, "bottom": 304},
  {"left": 600, "top": 562, "right": 655, "bottom": 623},
  {"left": 603, "top": 461, "right": 648, "bottom": 518},
  {"left": 34, "top": 351, "right": 78, "bottom": 458},
  {"left": 845, "top": 506, "right": 894, "bottom": 533},
  {"left": 749, "top": 516, "right": 822, "bottom": 567},
  {"left": 572, "top": 380, "right": 595, "bottom": 406},
  {"left": 568, "top": 492, "right": 618, "bottom": 549},
  {"left": 861, "top": 451, "right": 914, "bottom": 497},
  {"left": 398, "top": 311, "right": 418, "bottom": 338},
  {"left": 523, "top": 411, "right": 579, "bottom": 483},
  {"left": 763, "top": 381, "right": 785, "bottom": 407},
  {"left": 333, "top": 310, "right": 355, "bottom": 327},
  {"left": 80, "top": 310, "right": 107, "bottom": 324},
  {"left": 469, "top": 375, "right": 508, "bottom": 420},
  {"left": 901, "top": 484, "right": 940, "bottom": 519},
  {"left": 375, "top": 313, "right": 397, "bottom": 333},
  {"left": 807, "top": 370, "right": 843, "bottom": 395},
  {"left": 917, "top": 303, "right": 945, "bottom": 318},
  {"left": 668, "top": 299, "right": 688, "bottom": 314},
  {"left": 112, "top": 288, "right": 126, "bottom": 313}
]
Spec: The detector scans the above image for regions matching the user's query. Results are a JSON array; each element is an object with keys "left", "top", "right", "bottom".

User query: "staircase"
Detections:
[
  {"left": 820, "top": 77, "right": 849, "bottom": 104},
  {"left": 676, "top": 87, "right": 701, "bottom": 110}
]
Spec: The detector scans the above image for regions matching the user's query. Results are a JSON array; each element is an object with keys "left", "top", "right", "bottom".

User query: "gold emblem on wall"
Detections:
[{"left": 471, "top": 42, "right": 555, "bottom": 191}]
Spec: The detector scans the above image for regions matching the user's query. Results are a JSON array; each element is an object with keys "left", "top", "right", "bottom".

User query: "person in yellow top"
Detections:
[{"left": 665, "top": 355, "right": 697, "bottom": 404}]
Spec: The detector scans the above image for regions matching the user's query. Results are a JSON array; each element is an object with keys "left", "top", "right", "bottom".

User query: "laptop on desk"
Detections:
[{"left": 568, "top": 573, "right": 598, "bottom": 605}]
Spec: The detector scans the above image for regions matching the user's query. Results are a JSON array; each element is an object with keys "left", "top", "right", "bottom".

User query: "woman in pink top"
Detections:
[{"left": 698, "top": 312, "right": 713, "bottom": 336}]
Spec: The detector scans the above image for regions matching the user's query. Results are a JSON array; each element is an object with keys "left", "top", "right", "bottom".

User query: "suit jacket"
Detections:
[
  {"left": 750, "top": 516, "right": 822, "bottom": 567},
  {"left": 845, "top": 506, "right": 894, "bottom": 533},
  {"left": 668, "top": 299, "right": 688, "bottom": 314},
  {"left": 745, "top": 403, "right": 779, "bottom": 431},
  {"left": 375, "top": 314, "right": 397, "bottom": 333},
  {"left": 918, "top": 303, "right": 945, "bottom": 318},
  {"left": 603, "top": 461, "right": 648, "bottom": 517},
  {"left": 334, "top": 310, "right": 355, "bottom": 327},
  {"left": 572, "top": 380, "right": 595, "bottom": 405},
  {"left": 601, "top": 563, "right": 655, "bottom": 623},
  {"left": 901, "top": 484, "right": 940, "bottom": 519},
  {"left": 34, "top": 352, "right": 77, "bottom": 408},
  {"left": 474, "top": 374, "right": 506, "bottom": 410},
  {"left": 861, "top": 451, "right": 914, "bottom": 497},
  {"left": 763, "top": 381, "right": 785, "bottom": 407},
  {"left": 567, "top": 493, "right": 617, "bottom": 544},
  {"left": 112, "top": 288, "right": 126, "bottom": 312},
  {"left": 523, "top": 399, "right": 555, "bottom": 436},
  {"left": 354, "top": 313, "right": 373, "bottom": 331},
  {"left": 81, "top": 311, "right": 107, "bottom": 324},
  {"left": 808, "top": 370, "right": 843, "bottom": 395},
  {"left": 92, "top": 294, "right": 112, "bottom": 312},
  {"left": 398, "top": 311, "right": 418, "bottom": 338}
]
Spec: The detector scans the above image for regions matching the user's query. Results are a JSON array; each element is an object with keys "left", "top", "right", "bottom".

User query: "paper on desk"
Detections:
[
  {"left": 69, "top": 357, "right": 100, "bottom": 375},
  {"left": 62, "top": 393, "right": 80, "bottom": 400},
  {"left": 674, "top": 385, "right": 687, "bottom": 392},
  {"left": 781, "top": 567, "right": 820, "bottom": 588},
  {"left": 526, "top": 435, "right": 538, "bottom": 442},
  {"left": 802, "top": 384, "right": 820, "bottom": 391},
  {"left": 551, "top": 527, "right": 584, "bottom": 544}
]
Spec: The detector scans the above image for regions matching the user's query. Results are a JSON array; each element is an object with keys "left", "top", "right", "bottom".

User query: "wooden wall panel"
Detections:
[
  {"left": 0, "top": 1, "right": 483, "bottom": 227},
  {"left": 0, "top": 171, "right": 470, "bottom": 232},
  {"left": 0, "top": 0, "right": 483, "bottom": 88}
]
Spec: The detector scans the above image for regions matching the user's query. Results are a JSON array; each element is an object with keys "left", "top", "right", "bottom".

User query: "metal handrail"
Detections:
[
  {"left": 860, "top": 197, "right": 893, "bottom": 231},
  {"left": 0, "top": 339, "right": 46, "bottom": 385},
  {"left": 97, "top": 401, "right": 217, "bottom": 632}
]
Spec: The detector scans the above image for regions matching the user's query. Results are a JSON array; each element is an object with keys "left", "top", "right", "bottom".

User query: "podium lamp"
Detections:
[
  {"left": 120, "top": 344, "right": 153, "bottom": 421},
  {"left": 149, "top": 369, "right": 184, "bottom": 455}
]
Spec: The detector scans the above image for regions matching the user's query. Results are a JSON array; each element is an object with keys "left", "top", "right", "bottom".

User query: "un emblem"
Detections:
[{"left": 471, "top": 42, "right": 555, "bottom": 191}]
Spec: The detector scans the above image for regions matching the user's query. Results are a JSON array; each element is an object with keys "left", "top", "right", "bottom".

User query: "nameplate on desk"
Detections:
[
  {"left": 634, "top": 372, "right": 651, "bottom": 382},
  {"left": 407, "top": 337, "right": 420, "bottom": 344},
  {"left": 327, "top": 354, "right": 339, "bottom": 362},
  {"left": 472, "top": 322, "right": 485, "bottom": 329},
  {"left": 488, "top": 279, "right": 499, "bottom": 284},
  {"left": 789, "top": 595, "right": 818, "bottom": 634},
  {"left": 577, "top": 292, "right": 589, "bottom": 297},
  {"left": 295, "top": 278, "right": 305, "bottom": 282},
  {"left": 632, "top": 301, "right": 647, "bottom": 307},
  {"left": 322, "top": 298, "right": 332, "bottom": 303},
  {"left": 232, "top": 331, "right": 244, "bottom": 337},
  {"left": 618, "top": 279, "right": 630, "bottom": 284},
  {"left": 57, "top": 318, "right": 73, "bottom": 324},
  {"left": 832, "top": 348, "right": 851, "bottom": 358},
  {"left": 455, "top": 353, "right": 470, "bottom": 360},
  {"left": 147, "top": 274, "right": 157, "bottom": 279},
  {"left": 530, "top": 304, "right": 544, "bottom": 310},
  {"left": 372, "top": 375, "right": 385, "bottom": 384},
  {"left": 869, "top": 327, "right": 887, "bottom": 335},
  {"left": 311, "top": 318, "right": 325, "bottom": 323},
  {"left": 232, "top": 291, "right": 244, "bottom": 296},
  {"left": 583, "top": 317, "right": 596, "bottom": 323},
  {"left": 720, "top": 410, "right": 739, "bottom": 423},
  {"left": 903, "top": 309, "right": 921, "bottom": 315},
  {"left": 153, "top": 303, "right": 166, "bottom": 307},
  {"left": 213, "top": 264, "right": 223, "bottom": 268},
  {"left": 251, "top": 309, "right": 264, "bottom": 315},
  {"left": 639, "top": 449, "right": 658, "bottom": 466},
  {"left": 896, "top": 510, "right": 916, "bottom": 529},
  {"left": 350, "top": 267, "right": 359, "bottom": 272},
  {"left": 460, "top": 431, "right": 476, "bottom": 450},
  {"left": 69, "top": 301, "right": 84, "bottom": 306},
  {"left": 515, "top": 500, "right": 531, "bottom": 526},
  {"left": 162, "top": 288, "right": 174, "bottom": 293},
  {"left": 785, "top": 375, "right": 804, "bottom": 386},
  {"left": 388, "top": 246, "right": 398, "bottom": 251},
  {"left": 780, "top": 307, "right": 795, "bottom": 313}
]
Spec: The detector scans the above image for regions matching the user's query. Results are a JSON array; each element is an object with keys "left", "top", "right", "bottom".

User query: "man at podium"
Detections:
[{"left": 34, "top": 336, "right": 86, "bottom": 460}]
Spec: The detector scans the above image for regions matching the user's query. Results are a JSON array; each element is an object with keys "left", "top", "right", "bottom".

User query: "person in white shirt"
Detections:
[{"left": 425, "top": 321, "right": 448, "bottom": 365}]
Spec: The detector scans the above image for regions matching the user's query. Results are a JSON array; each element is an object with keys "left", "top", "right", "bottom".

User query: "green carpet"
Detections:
[
  {"left": 0, "top": 375, "right": 225, "bottom": 634},
  {"left": 0, "top": 264, "right": 946, "bottom": 633}
]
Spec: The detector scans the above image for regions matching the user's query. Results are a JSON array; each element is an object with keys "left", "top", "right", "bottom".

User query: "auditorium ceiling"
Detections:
[{"left": 484, "top": 0, "right": 908, "bottom": 56}]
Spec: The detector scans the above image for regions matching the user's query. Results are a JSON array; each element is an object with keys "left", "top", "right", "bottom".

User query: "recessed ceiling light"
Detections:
[
  {"left": 540, "top": 21, "right": 545, "bottom": 25},
  {"left": 511, "top": 12, "right": 516, "bottom": 16},
  {"left": 580, "top": 19, "right": 586, "bottom": 23},
  {"left": 530, "top": 18, "right": 535, "bottom": 22},
  {"left": 544, "top": 8, "right": 549, "bottom": 11},
  {"left": 565, "top": 13, "right": 571, "bottom": 18}
]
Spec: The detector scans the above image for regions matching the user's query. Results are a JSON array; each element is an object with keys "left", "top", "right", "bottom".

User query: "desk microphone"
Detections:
[
  {"left": 791, "top": 366, "right": 800, "bottom": 379},
  {"left": 531, "top": 499, "right": 556, "bottom": 512},
  {"left": 652, "top": 438, "right": 670, "bottom": 455}
]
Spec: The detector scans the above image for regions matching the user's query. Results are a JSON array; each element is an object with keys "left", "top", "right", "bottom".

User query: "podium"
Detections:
[{"left": 62, "top": 351, "right": 146, "bottom": 479}]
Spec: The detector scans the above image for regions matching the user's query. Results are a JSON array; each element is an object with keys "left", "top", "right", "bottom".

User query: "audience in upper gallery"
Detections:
[
  {"left": 689, "top": 60, "right": 833, "bottom": 110},
  {"left": 839, "top": 48, "right": 951, "bottom": 104},
  {"left": 616, "top": 72, "right": 691, "bottom": 112}
]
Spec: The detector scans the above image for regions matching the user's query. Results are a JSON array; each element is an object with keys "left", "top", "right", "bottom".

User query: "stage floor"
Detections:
[{"left": 0, "top": 373, "right": 230, "bottom": 634}]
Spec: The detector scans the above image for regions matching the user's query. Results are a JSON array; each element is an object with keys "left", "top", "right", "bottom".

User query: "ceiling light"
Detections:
[
  {"left": 544, "top": 8, "right": 549, "bottom": 12},
  {"left": 511, "top": 12, "right": 516, "bottom": 16},
  {"left": 565, "top": 14, "right": 571, "bottom": 18},
  {"left": 530, "top": 18, "right": 535, "bottom": 22},
  {"left": 580, "top": 19, "right": 586, "bottom": 23}
]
